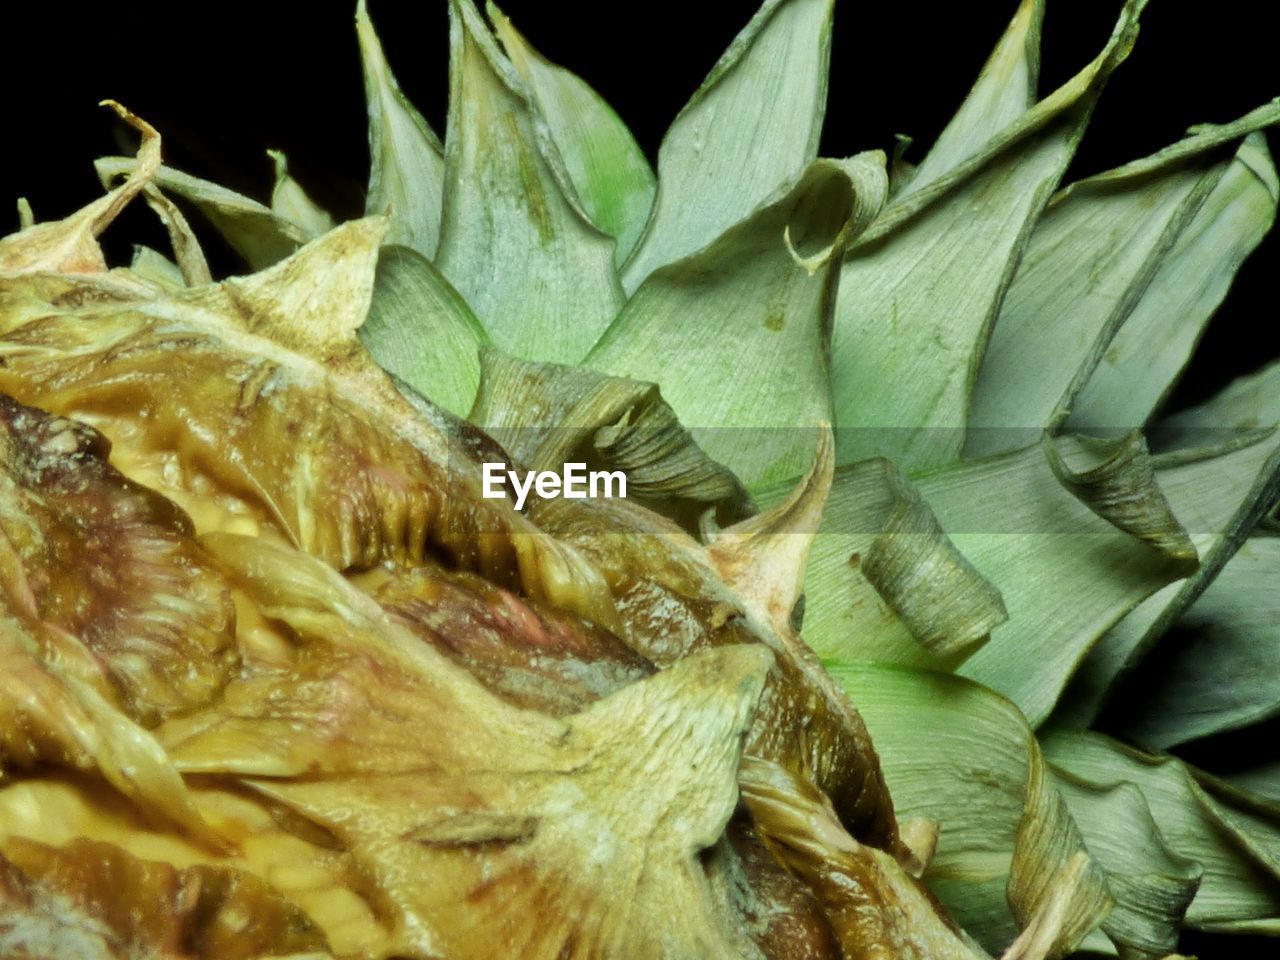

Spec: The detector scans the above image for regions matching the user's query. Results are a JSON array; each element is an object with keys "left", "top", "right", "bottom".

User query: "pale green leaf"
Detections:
[
  {"left": 588, "top": 155, "right": 886, "bottom": 491},
  {"left": 895, "top": 437, "right": 1190, "bottom": 726},
  {"left": 1043, "top": 431, "right": 1195, "bottom": 563},
  {"left": 1053, "top": 774, "right": 1202, "bottom": 959},
  {"left": 267, "top": 149, "right": 334, "bottom": 237},
  {"left": 1107, "top": 537, "right": 1280, "bottom": 749},
  {"left": 468, "top": 348, "right": 752, "bottom": 532},
  {"left": 94, "top": 157, "right": 310, "bottom": 270},
  {"left": 797, "top": 456, "right": 1007, "bottom": 669},
  {"left": 1042, "top": 731, "right": 1280, "bottom": 930},
  {"left": 1068, "top": 127, "right": 1279, "bottom": 432},
  {"left": 357, "top": 0, "right": 446, "bottom": 260},
  {"left": 491, "top": 5, "right": 655, "bottom": 263},
  {"left": 435, "top": 0, "right": 622, "bottom": 365},
  {"left": 825, "top": 661, "right": 1110, "bottom": 955},
  {"left": 357, "top": 245, "right": 488, "bottom": 417},
  {"left": 806, "top": 431, "right": 1192, "bottom": 723},
  {"left": 905, "top": 0, "right": 1044, "bottom": 192},
  {"left": 620, "top": 0, "right": 834, "bottom": 292},
  {"left": 15, "top": 197, "right": 33, "bottom": 230},
  {"left": 831, "top": 0, "right": 1145, "bottom": 471},
  {"left": 1055, "top": 426, "right": 1280, "bottom": 728},
  {"left": 1157, "top": 358, "right": 1280, "bottom": 448},
  {"left": 128, "top": 244, "right": 185, "bottom": 291},
  {"left": 967, "top": 105, "right": 1280, "bottom": 457}
]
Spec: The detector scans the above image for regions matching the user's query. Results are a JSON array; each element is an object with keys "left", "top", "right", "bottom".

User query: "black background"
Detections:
[
  {"left": 2, "top": 3, "right": 1279, "bottom": 954},
  {"left": 3, "top": 0, "right": 1276, "bottom": 414}
]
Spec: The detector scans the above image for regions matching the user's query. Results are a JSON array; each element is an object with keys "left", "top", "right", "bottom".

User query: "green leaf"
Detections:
[
  {"left": 468, "top": 348, "right": 752, "bottom": 532},
  {"left": 902, "top": 436, "right": 1191, "bottom": 726},
  {"left": 825, "top": 661, "right": 1110, "bottom": 955},
  {"left": 357, "top": 0, "right": 446, "bottom": 260},
  {"left": 1043, "top": 431, "right": 1195, "bottom": 564},
  {"left": 490, "top": 5, "right": 656, "bottom": 264},
  {"left": 588, "top": 155, "right": 886, "bottom": 491},
  {"left": 967, "top": 104, "right": 1280, "bottom": 458},
  {"left": 1052, "top": 774, "right": 1202, "bottom": 959},
  {"left": 95, "top": 157, "right": 310, "bottom": 270},
  {"left": 797, "top": 456, "right": 1007, "bottom": 669},
  {"left": 267, "top": 149, "right": 334, "bottom": 238},
  {"left": 15, "top": 197, "right": 33, "bottom": 230},
  {"left": 1156, "top": 358, "right": 1280, "bottom": 447},
  {"left": 129, "top": 244, "right": 185, "bottom": 291},
  {"left": 1054, "top": 426, "right": 1280, "bottom": 728},
  {"left": 357, "top": 245, "right": 488, "bottom": 418},
  {"left": 1042, "top": 731, "right": 1280, "bottom": 931},
  {"left": 904, "top": 0, "right": 1044, "bottom": 192},
  {"left": 1105, "top": 537, "right": 1280, "bottom": 750},
  {"left": 620, "top": 0, "right": 834, "bottom": 292},
  {"left": 1067, "top": 126, "right": 1279, "bottom": 432},
  {"left": 1224, "top": 763, "right": 1280, "bottom": 809},
  {"left": 830, "top": 0, "right": 1145, "bottom": 471},
  {"left": 435, "top": 0, "right": 622, "bottom": 365}
]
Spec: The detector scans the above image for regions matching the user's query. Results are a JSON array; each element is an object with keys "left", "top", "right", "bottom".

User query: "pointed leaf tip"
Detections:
[
  {"left": 0, "top": 102, "right": 160, "bottom": 275},
  {"left": 358, "top": 0, "right": 446, "bottom": 260},
  {"left": 490, "top": 3, "right": 656, "bottom": 263},
  {"left": 708, "top": 423, "right": 833, "bottom": 634},
  {"left": 621, "top": 0, "right": 836, "bottom": 291},
  {"left": 436, "top": 0, "right": 622, "bottom": 365}
]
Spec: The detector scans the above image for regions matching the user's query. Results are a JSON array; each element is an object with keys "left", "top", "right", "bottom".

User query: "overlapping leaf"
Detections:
[
  {"left": 825, "top": 661, "right": 1110, "bottom": 955},
  {"left": 620, "top": 0, "right": 834, "bottom": 291},
  {"left": 831, "top": 0, "right": 1145, "bottom": 471},
  {"left": 358, "top": 0, "right": 446, "bottom": 260},
  {"left": 968, "top": 105, "right": 1280, "bottom": 457},
  {"left": 358, "top": 245, "right": 488, "bottom": 418},
  {"left": 589, "top": 155, "right": 886, "bottom": 491},
  {"left": 1056, "top": 426, "right": 1280, "bottom": 728},
  {"left": 435, "top": 0, "right": 622, "bottom": 364},
  {"left": 491, "top": 5, "right": 655, "bottom": 263},
  {"left": 94, "top": 157, "right": 311, "bottom": 270},
  {"left": 1069, "top": 124, "right": 1279, "bottom": 432},
  {"left": 1043, "top": 731, "right": 1280, "bottom": 932},
  {"left": 1104, "top": 536, "right": 1280, "bottom": 750}
]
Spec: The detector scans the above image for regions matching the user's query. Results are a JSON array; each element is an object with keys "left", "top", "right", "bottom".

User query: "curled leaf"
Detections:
[
  {"left": 469, "top": 347, "right": 752, "bottom": 532},
  {"left": 621, "top": 0, "right": 835, "bottom": 291},
  {"left": 799, "top": 456, "right": 1007, "bottom": 668},
  {"left": 1044, "top": 431, "right": 1197, "bottom": 566},
  {"left": 1056, "top": 425, "right": 1280, "bottom": 727},
  {"left": 590, "top": 155, "right": 887, "bottom": 491}
]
